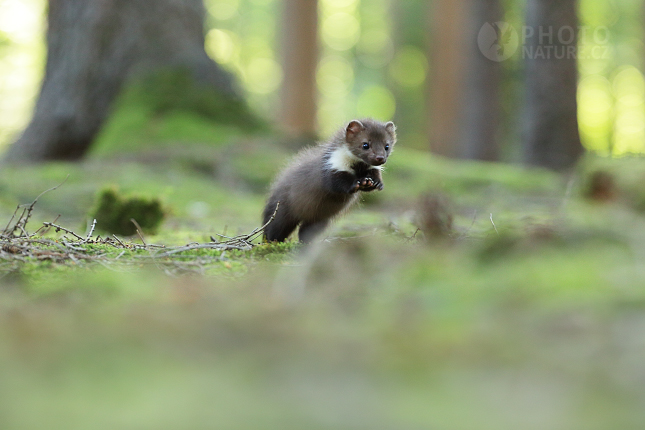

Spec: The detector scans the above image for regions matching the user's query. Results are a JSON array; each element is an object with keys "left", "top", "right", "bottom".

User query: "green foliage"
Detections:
[{"left": 90, "top": 187, "right": 166, "bottom": 236}]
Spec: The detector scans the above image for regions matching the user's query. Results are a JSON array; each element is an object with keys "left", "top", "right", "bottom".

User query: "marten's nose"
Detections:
[{"left": 375, "top": 156, "right": 385, "bottom": 164}]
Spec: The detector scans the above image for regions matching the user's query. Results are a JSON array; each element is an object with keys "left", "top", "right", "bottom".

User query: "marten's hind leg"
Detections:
[{"left": 298, "top": 220, "right": 329, "bottom": 243}]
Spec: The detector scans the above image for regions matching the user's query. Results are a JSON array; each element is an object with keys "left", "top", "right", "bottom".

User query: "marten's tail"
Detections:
[{"left": 262, "top": 198, "right": 298, "bottom": 242}]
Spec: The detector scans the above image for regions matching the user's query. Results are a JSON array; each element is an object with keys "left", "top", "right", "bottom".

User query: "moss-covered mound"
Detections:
[{"left": 90, "top": 186, "right": 166, "bottom": 236}]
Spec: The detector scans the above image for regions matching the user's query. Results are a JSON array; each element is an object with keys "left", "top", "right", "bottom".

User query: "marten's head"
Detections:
[{"left": 345, "top": 119, "right": 397, "bottom": 167}]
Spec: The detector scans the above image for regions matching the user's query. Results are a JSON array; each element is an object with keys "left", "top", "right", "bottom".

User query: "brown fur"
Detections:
[{"left": 263, "top": 118, "right": 397, "bottom": 242}]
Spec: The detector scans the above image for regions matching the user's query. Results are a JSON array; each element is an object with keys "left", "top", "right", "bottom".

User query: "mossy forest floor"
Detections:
[{"left": 2, "top": 132, "right": 645, "bottom": 429}]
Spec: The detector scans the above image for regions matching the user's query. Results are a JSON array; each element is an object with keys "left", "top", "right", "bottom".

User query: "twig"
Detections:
[
  {"left": 157, "top": 243, "right": 249, "bottom": 257},
  {"left": 234, "top": 202, "right": 280, "bottom": 243},
  {"left": 33, "top": 214, "right": 60, "bottom": 237},
  {"left": 112, "top": 234, "right": 126, "bottom": 247},
  {"left": 2, "top": 176, "right": 69, "bottom": 238},
  {"left": 0, "top": 186, "right": 284, "bottom": 272},
  {"left": 130, "top": 218, "right": 147, "bottom": 246},
  {"left": 2, "top": 206, "right": 20, "bottom": 237},
  {"left": 490, "top": 213, "right": 499, "bottom": 235},
  {"left": 30, "top": 176, "right": 70, "bottom": 207},
  {"left": 86, "top": 219, "right": 97, "bottom": 240},
  {"left": 405, "top": 228, "right": 420, "bottom": 243},
  {"left": 21, "top": 176, "right": 70, "bottom": 235},
  {"left": 42, "top": 222, "right": 85, "bottom": 240},
  {"left": 214, "top": 233, "right": 234, "bottom": 241}
]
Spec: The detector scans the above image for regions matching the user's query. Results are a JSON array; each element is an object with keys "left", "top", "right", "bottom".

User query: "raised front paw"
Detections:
[
  {"left": 357, "top": 177, "right": 383, "bottom": 192},
  {"left": 359, "top": 177, "right": 374, "bottom": 190}
]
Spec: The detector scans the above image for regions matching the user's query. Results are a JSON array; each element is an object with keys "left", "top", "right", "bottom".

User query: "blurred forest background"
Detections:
[
  {"left": 0, "top": 0, "right": 643, "bottom": 165},
  {"left": 4, "top": 1, "right": 645, "bottom": 429}
]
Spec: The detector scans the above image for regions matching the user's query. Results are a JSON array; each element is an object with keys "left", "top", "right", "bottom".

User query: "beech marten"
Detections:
[{"left": 263, "top": 118, "right": 397, "bottom": 242}]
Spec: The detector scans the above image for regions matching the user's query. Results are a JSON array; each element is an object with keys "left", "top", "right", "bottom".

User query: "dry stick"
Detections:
[
  {"left": 213, "top": 233, "right": 234, "bottom": 241},
  {"left": 158, "top": 243, "right": 249, "bottom": 257},
  {"left": 86, "top": 219, "right": 97, "bottom": 240},
  {"left": 30, "top": 175, "right": 69, "bottom": 208},
  {"left": 1, "top": 188, "right": 279, "bottom": 268},
  {"left": 9, "top": 208, "right": 28, "bottom": 236},
  {"left": 22, "top": 176, "right": 70, "bottom": 236},
  {"left": 2, "top": 176, "right": 69, "bottom": 238},
  {"left": 42, "top": 222, "right": 85, "bottom": 240},
  {"left": 157, "top": 205, "right": 281, "bottom": 258},
  {"left": 242, "top": 202, "right": 280, "bottom": 242},
  {"left": 2, "top": 206, "right": 21, "bottom": 237},
  {"left": 489, "top": 213, "right": 499, "bottom": 235},
  {"left": 211, "top": 203, "right": 279, "bottom": 244},
  {"left": 62, "top": 242, "right": 88, "bottom": 252},
  {"left": 33, "top": 214, "right": 61, "bottom": 237},
  {"left": 130, "top": 218, "right": 147, "bottom": 246},
  {"left": 16, "top": 222, "right": 30, "bottom": 239},
  {"left": 112, "top": 234, "right": 126, "bottom": 247}
]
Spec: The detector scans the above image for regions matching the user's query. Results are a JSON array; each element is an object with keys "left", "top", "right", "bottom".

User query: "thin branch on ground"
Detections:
[
  {"left": 42, "top": 222, "right": 85, "bottom": 241},
  {"left": 0, "top": 185, "right": 281, "bottom": 274},
  {"left": 1, "top": 176, "right": 69, "bottom": 239},
  {"left": 130, "top": 218, "right": 147, "bottom": 246},
  {"left": 490, "top": 213, "right": 499, "bottom": 235},
  {"left": 87, "top": 219, "right": 97, "bottom": 239}
]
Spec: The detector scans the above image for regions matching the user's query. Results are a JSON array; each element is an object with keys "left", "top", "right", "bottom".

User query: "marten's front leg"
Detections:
[
  {"left": 357, "top": 168, "right": 384, "bottom": 192},
  {"left": 328, "top": 171, "right": 362, "bottom": 194}
]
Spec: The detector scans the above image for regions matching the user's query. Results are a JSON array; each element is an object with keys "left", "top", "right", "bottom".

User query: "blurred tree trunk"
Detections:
[
  {"left": 4, "top": 0, "right": 238, "bottom": 163},
  {"left": 522, "top": 0, "right": 583, "bottom": 170},
  {"left": 427, "top": 0, "right": 468, "bottom": 158},
  {"left": 460, "top": 0, "right": 503, "bottom": 161},
  {"left": 279, "top": 0, "right": 318, "bottom": 138}
]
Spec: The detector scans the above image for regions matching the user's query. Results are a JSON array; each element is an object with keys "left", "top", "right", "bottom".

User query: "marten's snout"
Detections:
[{"left": 373, "top": 155, "right": 386, "bottom": 165}]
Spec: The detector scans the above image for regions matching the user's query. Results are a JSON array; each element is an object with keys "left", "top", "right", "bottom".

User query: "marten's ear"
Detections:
[
  {"left": 345, "top": 120, "right": 364, "bottom": 140},
  {"left": 385, "top": 121, "right": 397, "bottom": 137}
]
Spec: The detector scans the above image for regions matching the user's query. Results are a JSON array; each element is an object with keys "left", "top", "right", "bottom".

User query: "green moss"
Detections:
[
  {"left": 90, "top": 186, "right": 166, "bottom": 236},
  {"left": 384, "top": 148, "right": 562, "bottom": 208},
  {"left": 91, "top": 69, "right": 268, "bottom": 156},
  {"left": 5, "top": 146, "right": 645, "bottom": 428}
]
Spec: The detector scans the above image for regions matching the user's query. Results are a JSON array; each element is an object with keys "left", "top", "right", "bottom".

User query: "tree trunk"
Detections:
[
  {"left": 4, "top": 0, "right": 238, "bottom": 163},
  {"left": 427, "top": 0, "right": 469, "bottom": 158},
  {"left": 460, "top": 0, "right": 503, "bottom": 161},
  {"left": 279, "top": 0, "right": 319, "bottom": 138},
  {"left": 522, "top": 0, "right": 583, "bottom": 170}
]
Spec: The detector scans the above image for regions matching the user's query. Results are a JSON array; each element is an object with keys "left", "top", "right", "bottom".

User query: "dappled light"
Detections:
[
  {"left": 2, "top": 0, "right": 645, "bottom": 154},
  {"left": 0, "top": 0, "right": 44, "bottom": 151},
  {"left": 205, "top": 28, "right": 238, "bottom": 65},
  {"left": 356, "top": 85, "right": 396, "bottom": 120},
  {"left": 388, "top": 46, "right": 428, "bottom": 88},
  {"left": 578, "top": 75, "right": 614, "bottom": 153}
]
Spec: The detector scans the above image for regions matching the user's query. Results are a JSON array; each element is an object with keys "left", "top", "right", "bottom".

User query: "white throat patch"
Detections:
[{"left": 326, "top": 146, "right": 382, "bottom": 172}]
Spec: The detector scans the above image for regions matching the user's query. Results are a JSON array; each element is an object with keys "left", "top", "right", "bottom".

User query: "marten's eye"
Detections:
[
  {"left": 362, "top": 142, "right": 370, "bottom": 150},
  {"left": 385, "top": 144, "right": 390, "bottom": 151}
]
